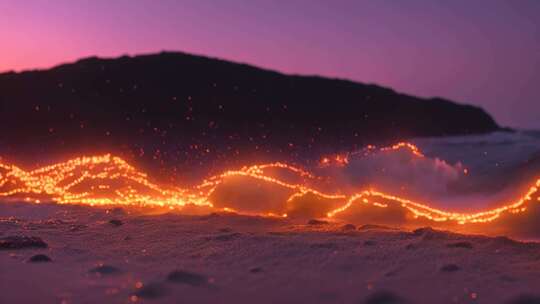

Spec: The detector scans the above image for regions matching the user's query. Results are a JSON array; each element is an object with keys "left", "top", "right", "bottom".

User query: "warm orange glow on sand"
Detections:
[{"left": 1, "top": 142, "right": 539, "bottom": 226}]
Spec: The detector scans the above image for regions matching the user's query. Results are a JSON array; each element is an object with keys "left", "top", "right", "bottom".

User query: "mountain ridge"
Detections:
[
  {"left": 0, "top": 51, "right": 500, "bottom": 176},
  {"left": 0, "top": 51, "right": 484, "bottom": 110}
]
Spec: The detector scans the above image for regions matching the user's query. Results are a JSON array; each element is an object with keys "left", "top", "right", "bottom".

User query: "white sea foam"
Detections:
[{"left": 321, "top": 131, "right": 540, "bottom": 211}]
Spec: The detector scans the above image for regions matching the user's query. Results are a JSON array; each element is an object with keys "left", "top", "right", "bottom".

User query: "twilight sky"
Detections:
[{"left": 1, "top": 0, "right": 539, "bottom": 129}]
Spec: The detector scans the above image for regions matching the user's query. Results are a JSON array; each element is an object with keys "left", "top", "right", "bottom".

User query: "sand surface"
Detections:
[{"left": 1, "top": 201, "right": 540, "bottom": 304}]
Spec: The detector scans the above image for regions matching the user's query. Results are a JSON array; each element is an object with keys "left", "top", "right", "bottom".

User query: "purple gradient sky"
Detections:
[{"left": 1, "top": 0, "right": 539, "bottom": 128}]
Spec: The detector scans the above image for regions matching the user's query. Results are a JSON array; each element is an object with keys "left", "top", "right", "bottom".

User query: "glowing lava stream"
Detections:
[{"left": 0, "top": 142, "right": 539, "bottom": 225}]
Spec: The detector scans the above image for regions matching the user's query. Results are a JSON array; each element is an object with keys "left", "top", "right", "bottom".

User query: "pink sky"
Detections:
[{"left": 1, "top": 0, "right": 539, "bottom": 128}]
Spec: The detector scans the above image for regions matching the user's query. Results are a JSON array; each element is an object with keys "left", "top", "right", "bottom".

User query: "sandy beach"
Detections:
[{"left": 2, "top": 201, "right": 540, "bottom": 304}]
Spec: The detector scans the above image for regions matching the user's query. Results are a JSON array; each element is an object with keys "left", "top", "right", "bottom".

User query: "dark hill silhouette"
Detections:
[{"left": 0, "top": 52, "right": 499, "bottom": 179}]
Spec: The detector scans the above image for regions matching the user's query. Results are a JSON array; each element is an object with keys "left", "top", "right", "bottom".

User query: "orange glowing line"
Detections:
[
  {"left": 380, "top": 142, "right": 425, "bottom": 157},
  {"left": 319, "top": 141, "right": 425, "bottom": 167},
  {"left": 0, "top": 143, "right": 539, "bottom": 225}
]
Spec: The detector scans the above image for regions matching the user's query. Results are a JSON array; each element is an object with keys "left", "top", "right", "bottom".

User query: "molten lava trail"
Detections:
[{"left": 0, "top": 143, "right": 539, "bottom": 225}]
